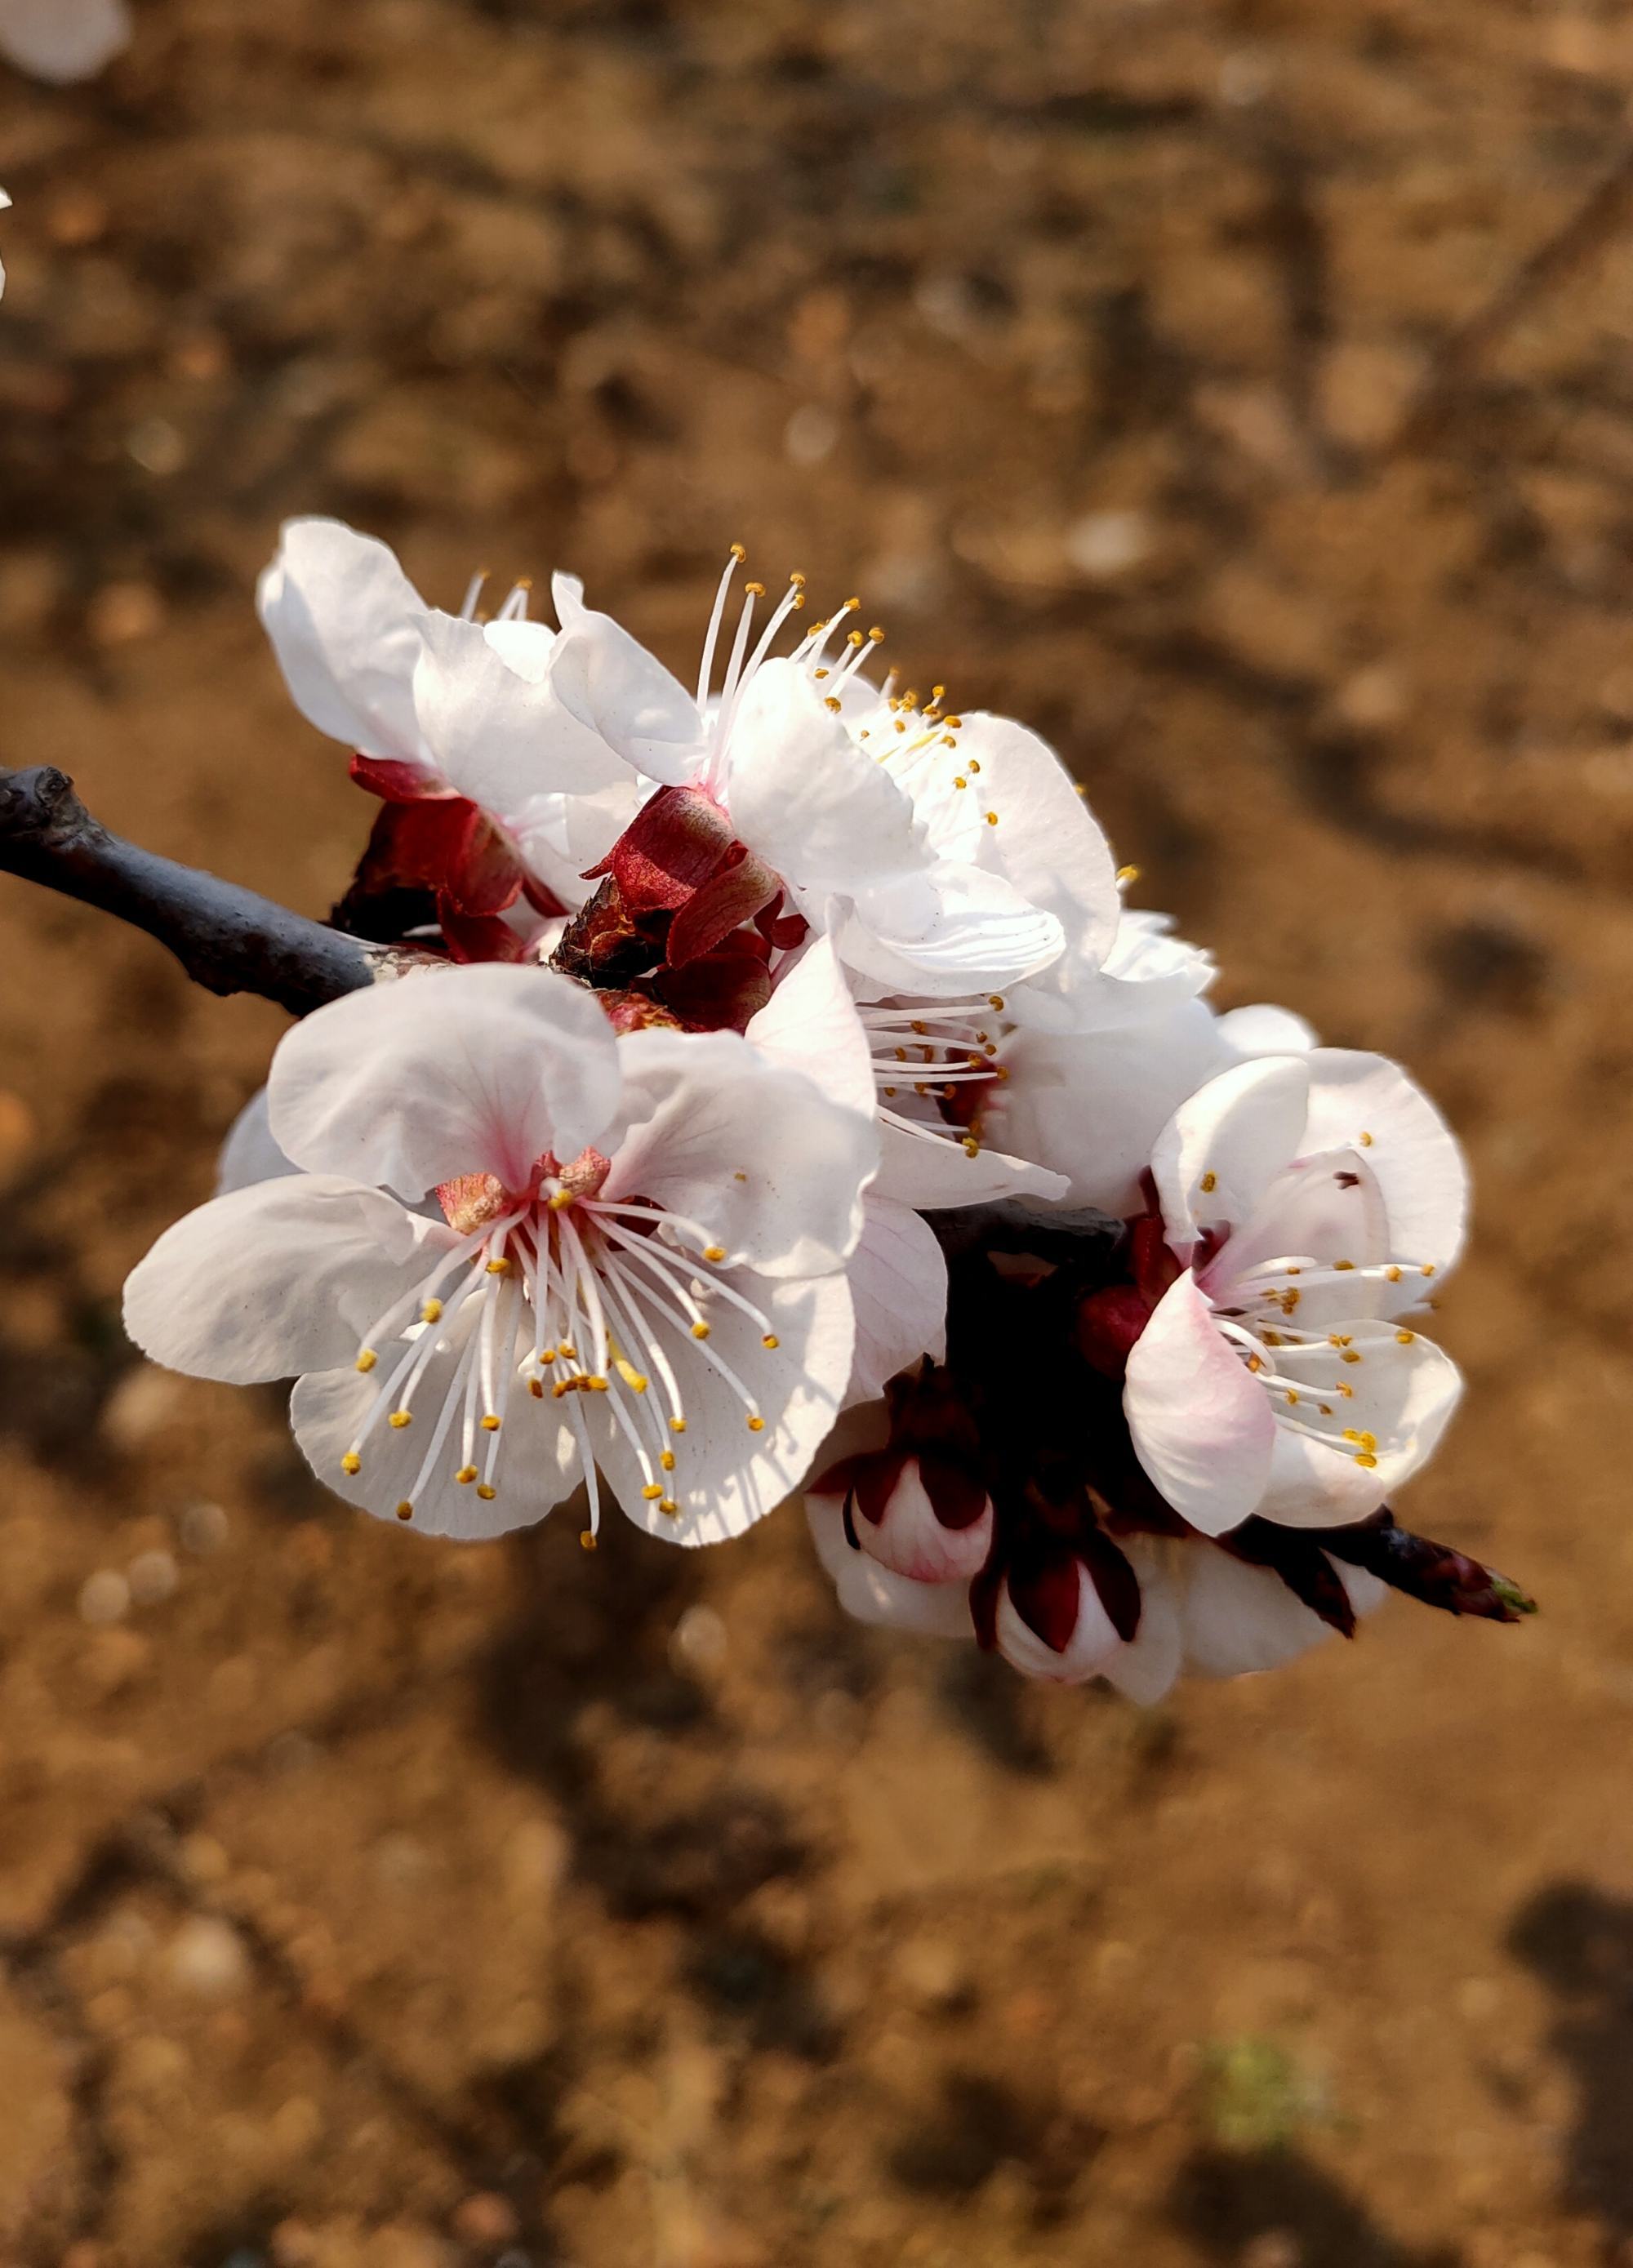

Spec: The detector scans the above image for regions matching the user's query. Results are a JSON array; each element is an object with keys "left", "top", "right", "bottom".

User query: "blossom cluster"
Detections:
[{"left": 125, "top": 520, "right": 1531, "bottom": 1701}]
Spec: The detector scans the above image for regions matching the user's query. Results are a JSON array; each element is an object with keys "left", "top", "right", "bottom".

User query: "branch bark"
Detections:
[{"left": 0, "top": 766, "right": 429, "bottom": 1016}]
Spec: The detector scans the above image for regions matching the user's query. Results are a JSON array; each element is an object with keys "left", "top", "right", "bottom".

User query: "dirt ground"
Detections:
[{"left": 2, "top": 1, "right": 1632, "bottom": 2261}]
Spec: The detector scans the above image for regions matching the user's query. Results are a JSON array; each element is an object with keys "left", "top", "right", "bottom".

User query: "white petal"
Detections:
[
  {"left": 125, "top": 1176, "right": 454, "bottom": 1385},
  {"left": 806, "top": 1495, "right": 977, "bottom": 1637},
  {"left": 1253, "top": 1329, "right": 1463, "bottom": 1528},
  {"left": 1206, "top": 1149, "right": 1390, "bottom": 1313},
  {"left": 256, "top": 518, "right": 434, "bottom": 767},
  {"left": 411, "top": 611, "right": 629, "bottom": 816},
  {"left": 1216, "top": 1002, "right": 1318, "bottom": 1056},
  {"left": 291, "top": 1324, "right": 581, "bottom": 1541},
  {"left": 1124, "top": 1272, "right": 1276, "bottom": 1535},
  {"left": 604, "top": 1271, "right": 855, "bottom": 1545},
  {"left": 998, "top": 1005, "right": 1226, "bottom": 1216},
  {"left": 831, "top": 865, "right": 1064, "bottom": 998},
  {"left": 216, "top": 1086, "right": 296, "bottom": 1195},
  {"left": 0, "top": 0, "right": 128, "bottom": 82},
  {"left": 870, "top": 1114, "right": 1068, "bottom": 1211},
  {"left": 1151, "top": 1054, "right": 1312, "bottom": 1251},
  {"left": 994, "top": 1563, "right": 1124, "bottom": 1683},
  {"left": 1298, "top": 1050, "right": 1468, "bottom": 1279},
  {"left": 901, "top": 713, "right": 1121, "bottom": 997},
  {"left": 746, "top": 937, "right": 876, "bottom": 1122},
  {"left": 545, "top": 586, "right": 705, "bottom": 785},
  {"left": 1176, "top": 1546, "right": 1343, "bottom": 1679},
  {"left": 505, "top": 778, "right": 645, "bottom": 912},
  {"left": 841, "top": 1196, "right": 947, "bottom": 1406},
  {"left": 269, "top": 965, "right": 623, "bottom": 1200},
  {"left": 606, "top": 1028, "right": 875, "bottom": 1278},
  {"left": 1100, "top": 1547, "right": 1184, "bottom": 1705}
]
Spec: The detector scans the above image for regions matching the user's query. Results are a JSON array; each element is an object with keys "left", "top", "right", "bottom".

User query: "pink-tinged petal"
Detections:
[
  {"left": 1298, "top": 1049, "right": 1468, "bottom": 1279},
  {"left": 124, "top": 1176, "right": 456, "bottom": 1385},
  {"left": 604, "top": 1029, "right": 876, "bottom": 1279},
  {"left": 545, "top": 582, "right": 704, "bottom": 785},
  {"left": 842, "top": 1197, "right": 947, "bottom": 1407},
  {"left": 994, "top": 1562, "right": 1124, "bottom": 1683},
  {"left": 216, "top": 1086, "right": 295, "bottom": 1195},
  {"left": 601, "top": 1272, "right": 854, "bottom": 1545},
  {"left": 0, "top": 0, "right": 127, "bottom": 84},
  {"left": 1151, "top": 1055, "right": 1311, "bottom": 1252},
  {"left": 747, "top": 938, "right": 876, "bottom": 1121},
  {"left": 849, "top": 1456, "right": 992, "bottom": 1583},
  {"left": 1253, "top": 1330, "right": 1463, "bottom": 1528},
  {"left": 998, "top": 1007, "right": 1226, "bottom": 1216},
  {"left": 256, "top": 518, "right": 434, "bottom": 768},
  {"left": 411, "top": 611, "right": 628, "bottom": 818},
  {"left": 291, "top": 1324, "right": 581, "bottom": 1543},
  {"left": 806, "top": 1496, "right": 977, "bottom": 1637},
  {"left": 1124, "top": 1271, "right": 1276, "bottom": 1536},
  {"left": 269, "top": 965, "right": 622, "bottom": 1200}
]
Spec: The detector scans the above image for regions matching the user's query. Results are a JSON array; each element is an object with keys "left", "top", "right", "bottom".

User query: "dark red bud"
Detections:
[{"left": 1074, "top": 1283, "right": 1153, "bottom": 1379}]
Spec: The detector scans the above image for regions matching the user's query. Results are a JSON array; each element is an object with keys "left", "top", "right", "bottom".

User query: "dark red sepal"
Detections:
[
  {"left": 583, "top": 785, "right": 735, "bottom": 914},
  {"left": 437, "top": 901, "right": 527, "bottom": 963},
  {"left": 916, "top": 1451, "right": 992, "bottom": 1532},
  {"left": 1318, "top": 1511, "right": 1537, "bottom": 1621},
  {"left": 349, "top": 750, "right": 451, "bottom": 804},
  {"left": 666, "top": 846, "right": 782, "bottom": 965},
  {"left": 1074, "top": 1283, "right": 1153, "bottom": 1380},
  {"left": 652, "top": 940, "right": 773, "bottom": 1032}
]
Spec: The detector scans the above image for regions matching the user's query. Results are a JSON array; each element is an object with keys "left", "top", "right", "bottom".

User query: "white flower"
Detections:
[
  {"left": 1122, "top": 1052, "right": 1467, "bottom": 1536},
  {"left": 421, "top": 550, "right": 1116, "bottom": 1001},
  {"left": 1103, "top": 1538, "right": 1386, "bottom": 1702},
  {"left": 256, "top": 518, "right": 631, "bottom": 904},
  {"left": 0, "top": 186, "right": 11, "bottom": 302},
  {"left": 0, "top": 0, "right": 127, "bottom": 83},
  {"left": 805, "top": 1495, "right": 977, "bottom": 1639},
  {"left": 126, "top": 965, "right": 877, "bottom": 1546}
]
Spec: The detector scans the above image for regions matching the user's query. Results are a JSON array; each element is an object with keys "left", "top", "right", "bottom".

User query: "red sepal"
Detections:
[{"left": 349, "top": 750, "right": 452, "bottom": 804}]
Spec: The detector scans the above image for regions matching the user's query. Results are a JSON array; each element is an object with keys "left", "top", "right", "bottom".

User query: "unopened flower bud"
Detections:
[
  {"left": 846, "top": 1453, "right": 994, "bottom": 1585},
  {"left": 995, "top": 1551, "right": 1128, "bottom": 1684}
]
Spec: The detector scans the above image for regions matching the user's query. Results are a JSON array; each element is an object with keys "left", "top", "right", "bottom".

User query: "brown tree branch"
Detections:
[{"left": 0, "top": 765, "right": 430, "bottom": 1016}]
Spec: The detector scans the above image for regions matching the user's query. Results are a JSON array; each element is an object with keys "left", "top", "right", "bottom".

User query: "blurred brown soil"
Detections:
[{"left": 2, "top": 2, "right": 1633, "bottom": 2263}]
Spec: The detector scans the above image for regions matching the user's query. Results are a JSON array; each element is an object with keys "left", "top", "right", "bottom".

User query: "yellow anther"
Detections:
[
  {"left": 1200, "top": 1171, "right": 1217, "bottom": 1194},
  {"left": 670, "top": 1416, "right": 687, "bottom": 1434},
  {"left": 395, "top": 1501, "right": 414, "bottom": 1522},
  {"left": 868, "top": 625, "right": 885, "bottom": 641},
  {"left": 762, "top": 1332, "right": 780, "bottom": 1350},
  {"left": 486, "top": 1256, "right": 513, "bottom": 1274},
  {"left": 790, "top": 571, "right": 807, "bottom": 586},
  {"left": 1333, "top": 1260, "right": 1355, "bottom": 1271},
  {"left": 660, "top": 1497, "right": 679, "bottom": 1515},
  {"left": 703, "top": 1243, "right": 727, "bottom": 1262},
  {"left": 1396, "top": 1330, "right": 1416, "bottom": 1345},
  {"left": 1285, "top": 1390, "right": 1299, "bottom": 1406},
  {"left": 1117, "top": 864, "right": 1141, "bottom": 885},
  {"left": 942, "top": 734, "right": 958, "bottom": 747},
  {"left": 661, "top": 1450, "right": 676, "bottom": 1470},
  {"left": 953, "top": 776, "right": 968, "bottom": 789},
  {"left": 1337, "top": 1382, "right": 1354, "bottom": 1399},
  {"left": 988, "top": 994, "right": 1005, "bottom": 1011},
  {"left": 548, "top": 1189, "right": 575, "bottom": 1212},
  {"left": 1341, "top": 1350, "right": 1362, "bottom": 1365},
  {"left": 848, "top": 629, "right": 865, "bottom": 647},
  {"left": 745, "top": 579, "right": 766, "bottom": 596},
  {"left": 1386, "top": 1266, "right": 1403, "bottom": 1283},
  {"left": 844, "top": 595, "right": 861, "bottom": 610},
  {"left": 1421, "top": 1263, "right": 1436, "bottom": 1277},
  {"left": 729, "top": 541, "right": 747, "bottom": 561},
  {"left": 456, "top": 1465, "right": 478, "bottom": 1484},
  {"left": 968, "top": 759, "right": 981, "bottom": 773},
  {"left": 1359, "top": 1131, "right": 1374, "bottom": 1147},
  {"left": 389, "top": 1410, "right": 412, "bottom": 1430},
  {"left": 961, "top": 1137, "right": 980, "bottom": 1158},
  {"left": 580, "top": 1530, "right": 598, "bottom": 1551},
  {"left": 1247, "top": 1354, "right": 1264, "bottom": 1373},
  {"left": 420, "top": 1298, "right": 443, "bottom": 1324},
  {"left": 691, "top": 1321, "right": 711, "bottom": 1341},
  {"left": 943, "top": 715, "right": 963, "bottom": 729},
  {"left": 552, "top": 1380, "right": 571, "bottom": 1399},
  {"left": 1075, "top": 783, "right": 1089, "bottom": 798},
  {"left": 340, "top": 1452, "right": 362, "bottom": 1476},
  {"left": 477, "top": 1483, "right": 497, "bottom": 1501},
  {"left": 734, "top": 1170, "right": 747, "bottom": 1182},
  {"left": 825, "top": 696, "right": 843, "bottom": 713},
  {"left": 642, "top": 1483, "right": 664, "bottom": 1501},
  {"left": 481, "top": 1413, "right": 501, "bottom": 1432},
  {"left": 1354, "top": 1452, "right": 1378, "bottom": 1470},
  {"left": 746, "top": 1415, "right": 765, "bottom": 1432},
  {"left": 986, "top": 811, "right": 999, "bottom": 827},
  {"left": 586, "top": 1375, "right": 610, "bottom": 1391},
  {"left": 814, "top": 666, "right": 830, "bottom": 678},
  {"left": 614, "top": 1357, "right": 648, "bottom": 1393},
  {"left": 527, "top": 1378, "right": 545, "bottom": 1399},
  {"left": 355, "top": 1349, "right": 378, "bottom": 1374}
]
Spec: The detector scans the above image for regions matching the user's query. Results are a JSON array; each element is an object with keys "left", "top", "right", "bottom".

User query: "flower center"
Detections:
[
  {"left": 340, "top": 1167, "right": 784, "bottom": 1540},
  {"left": 859, "top": 994, "right": 1011, "bottom": 1161}
]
